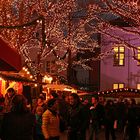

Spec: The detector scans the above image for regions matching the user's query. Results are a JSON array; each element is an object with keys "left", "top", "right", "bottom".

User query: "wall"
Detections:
[{"left": 100, "top": 27, "right": 140, "bottom": 91}]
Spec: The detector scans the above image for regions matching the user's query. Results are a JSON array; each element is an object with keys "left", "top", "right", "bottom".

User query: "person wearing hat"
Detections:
[{"left": 42, "top": 99, "right": 60, "bottom": 140}]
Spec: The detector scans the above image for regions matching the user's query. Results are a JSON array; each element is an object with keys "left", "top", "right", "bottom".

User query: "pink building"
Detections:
[{"left": 100, "top": 27, "right": 140, "bottom": 91}]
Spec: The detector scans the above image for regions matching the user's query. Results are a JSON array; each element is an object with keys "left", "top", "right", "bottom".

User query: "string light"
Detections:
[
  {"left": 97, "top": 88, "right": 140, "bottom": 95},
  {"left": 1, "top": 0, "right": 140, "bottom": 79}
]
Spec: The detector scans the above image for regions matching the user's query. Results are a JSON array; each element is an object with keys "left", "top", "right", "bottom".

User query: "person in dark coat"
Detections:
[
  {"left": 104, "top": 100, "right": 117, "bottom": 140},
  {"left": 51, "top": 92, "right": 70, "bottom": 132},
  {"left": 67, "top": 93, "right": 89, "bottom": 140},
  {"left": 89, "top": 96, "right": 105, "bottom": 140},
  {"left": 0, "top": 94, "right": 36, "bottom": 140},
  {"left": 116, "top": 96, "right": 127, "bottom": 132},
  {"left": 126, "top": 98, "right": 139, "bottom": 140},
  {"left": 4, "top": 88, "right": 16, "bottom": 113}
]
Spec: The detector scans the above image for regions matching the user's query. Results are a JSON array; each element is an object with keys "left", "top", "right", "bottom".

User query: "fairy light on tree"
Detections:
[{"left": 1, "top": 0, "right": 140, "bottom": 82}]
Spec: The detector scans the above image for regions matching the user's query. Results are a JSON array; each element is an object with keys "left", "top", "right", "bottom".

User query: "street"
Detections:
[{"left": 60, "top": 129, "right": 125, "bottom": 140}]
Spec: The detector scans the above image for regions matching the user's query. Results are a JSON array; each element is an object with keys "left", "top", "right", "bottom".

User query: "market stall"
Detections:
[
  {"left": 43, "top": 83, "right": 77, "bottom": 99},
  {"left": 0, "top": 37, "right": 22, "bottom": 71},
  {"left": 0, "top": 71, "right": 37, "bottom": 96}
]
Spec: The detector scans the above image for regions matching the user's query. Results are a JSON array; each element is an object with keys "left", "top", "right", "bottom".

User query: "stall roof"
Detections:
[
  {"left": 78, "top": 88, "right": 140, "bottom": 98},
  {"left": 0, "top": 38, "right": 22, "bottom": 71},
  {"left": 0, "top": 72, "right": 37, "bottom": 84},
  {"left": 44, "top": 84, "right": 77, "bottom": 92}
]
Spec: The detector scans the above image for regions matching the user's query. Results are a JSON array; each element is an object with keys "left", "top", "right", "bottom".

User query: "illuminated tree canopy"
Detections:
[{"left": 0, "top": 0, "right": 140, "bottom": 78}]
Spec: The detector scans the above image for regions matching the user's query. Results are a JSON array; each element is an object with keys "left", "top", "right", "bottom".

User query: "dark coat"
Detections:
[
  {"left": 90, "top": 103, "right": 105, "bottom": 127},
  {"left": 68, "top": 103, "right": 89, "bottom": 132},
  {"left": 1, "top": 111, "right": 36, "bottom": 140}
]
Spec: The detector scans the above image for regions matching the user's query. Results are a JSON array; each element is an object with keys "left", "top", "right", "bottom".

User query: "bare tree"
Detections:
[{"left": 1, "top": 0, "right": 140, "bottom": 81}]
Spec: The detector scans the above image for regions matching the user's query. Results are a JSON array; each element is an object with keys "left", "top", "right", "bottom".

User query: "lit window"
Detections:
[
  {"left": 137, "top": 47, "right": 140, "bottom": 65},
  {"left": 113, "top": 84, "right": 118, "bottom": 89},
  {"left": 137, "top": 84, "right": 140, "bottom": 89},
  {"left": 114, "top": 45, "right": 125, "bottom": 66},
  {"left": 119, "top": 84, "right": 124, "bottom": 89},
  {"left": 120, "top": 47, "right": 124, "bottom": 52},
  {"left": 113, "top": 83, "right": 124, "bottom": 89}
]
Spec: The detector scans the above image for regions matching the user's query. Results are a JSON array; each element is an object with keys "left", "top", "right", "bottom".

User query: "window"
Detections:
[
  {"left": 45, "top": 61, "right": 55, "bottom": 73},
  {"left": 137, "top": 83, "right": 140, "bottom": 89},
  {"left": 113, "top": 45, "right": 125, "bottom": 66},
  {"left": 137, "top": 47, "right": 140, "bottom": 65},
  {"left": 113, "top": 83, "right": 124, "bottom": 89}
]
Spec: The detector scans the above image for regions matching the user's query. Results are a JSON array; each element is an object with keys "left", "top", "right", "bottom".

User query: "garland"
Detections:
[
  {"left": 0, "top": 17, "right": 42, "bottom": 29},
  {"left": 0, "top": 72, "right": 37, "bottom": 84}
]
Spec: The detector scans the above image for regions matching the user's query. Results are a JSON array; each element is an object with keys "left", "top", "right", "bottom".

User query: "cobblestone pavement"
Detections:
[
  {"left": 85, "top": 129, "right": 124, "bottom": 140},
  {"left": 60, "top": 130, "right": 140, "bottom": 140},
  {"left": 60, "top": 129, "right": 125, "bottom": 140}
]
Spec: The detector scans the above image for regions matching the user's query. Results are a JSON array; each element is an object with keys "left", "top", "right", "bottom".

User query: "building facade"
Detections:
[{"left": 100, "top": 27, "right": 140, "bottom": 91}]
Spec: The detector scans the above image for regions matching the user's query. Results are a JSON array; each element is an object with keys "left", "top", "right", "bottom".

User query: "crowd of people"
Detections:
[{"left": 0, "top": 88, "right": 140, "bottom": 140}]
